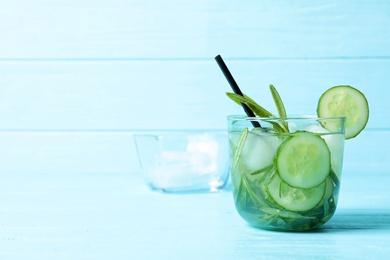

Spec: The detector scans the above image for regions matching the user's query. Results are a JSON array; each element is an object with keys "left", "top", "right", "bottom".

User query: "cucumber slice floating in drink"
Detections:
[
  {"left": 276, "top": 132, "right": 331, "bottom": 189},
  {"left": 317, "top": 85, "right": 369, "bottom": 139},
  {"left": 267, "top": 174, "right": 326, "bottom": 212}
]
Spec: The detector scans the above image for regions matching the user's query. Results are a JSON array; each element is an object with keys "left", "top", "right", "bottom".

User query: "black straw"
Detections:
[{"left": 215, "top": 55, "right": 261, "bottom": 128}]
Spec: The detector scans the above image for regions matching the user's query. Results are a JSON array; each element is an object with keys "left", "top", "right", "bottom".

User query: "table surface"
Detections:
[{"left": 1, "top": 170, "right": 389, "bottom": 259}]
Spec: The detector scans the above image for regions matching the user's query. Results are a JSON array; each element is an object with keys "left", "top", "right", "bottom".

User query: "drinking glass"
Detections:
[
  {"left": 134, "top": 130, "right": 229, "bottom": 192},
  {"left": 228, "top": 115, "right": 345, "bottom": 231}
]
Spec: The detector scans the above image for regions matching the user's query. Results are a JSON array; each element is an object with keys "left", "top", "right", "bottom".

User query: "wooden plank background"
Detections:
[{"left": 0, "top": 0, "right": 389, "bottom": 175}]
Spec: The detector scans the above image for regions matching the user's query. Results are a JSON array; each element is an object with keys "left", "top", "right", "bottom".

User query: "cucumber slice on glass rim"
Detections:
[{"left": 317, "top": 85, "right": 369, "bottom": 139}]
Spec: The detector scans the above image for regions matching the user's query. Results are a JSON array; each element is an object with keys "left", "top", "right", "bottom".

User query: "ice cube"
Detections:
[
  {"left": 322, "top": 134, "right": 345, "bottom": 178},
  {"left": 230, "top": 130, "right": 281, "bottom": 174},
  {"left": 151, "top": 134, "right": 223, "bottom": 190},
  {"left": 302, "top": 124, "right": 330, "bottom": 134}
]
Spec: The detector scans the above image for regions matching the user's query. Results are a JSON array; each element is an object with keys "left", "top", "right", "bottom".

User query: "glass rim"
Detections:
[{"left": 227, "top": 114, "right": 346, "bottom": 121}]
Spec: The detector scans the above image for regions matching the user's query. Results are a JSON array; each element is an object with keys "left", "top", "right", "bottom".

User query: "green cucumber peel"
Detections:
[{"left": 329, "top": 169, "right": 340, "bottom": 187}]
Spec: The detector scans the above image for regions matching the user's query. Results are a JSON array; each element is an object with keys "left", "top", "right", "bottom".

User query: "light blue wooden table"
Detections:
[
  {"left": 0, "top": 1, "right": 389, "bottom": 259},
  {"left": 0, "top": 165, "right": 388, "bottom": 259}
]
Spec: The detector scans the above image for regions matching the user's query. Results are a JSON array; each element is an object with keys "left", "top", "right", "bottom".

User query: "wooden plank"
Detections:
[
  {"left": 0, "top": 129, "right": 386, "bottom": 175},
  {"left": 0, "top": 0, "right": 389, "bottom": 58},
  {"left": 0, "top": 59, "right": 387, "bottom": 130}
]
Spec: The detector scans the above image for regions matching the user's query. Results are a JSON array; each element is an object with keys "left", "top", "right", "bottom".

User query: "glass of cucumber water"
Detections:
[
  {"left": 228, "top": 115, "right": 346, "bottom": 231},
  {"left": 215, "top": 55, "right": 369, "bottom": 231}
]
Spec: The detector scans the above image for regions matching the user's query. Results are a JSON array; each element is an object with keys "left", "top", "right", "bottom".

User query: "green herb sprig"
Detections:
[{"left": 226, "top": 84, "right": 289, "bottom": 133}]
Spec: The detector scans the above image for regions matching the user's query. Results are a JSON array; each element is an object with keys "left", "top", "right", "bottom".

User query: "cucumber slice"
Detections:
[
  {"left": 317, "top": 176, "right": 334, "bottom": 207},
  {"left": 267, "top": 174, "right": 326, "bottom": 212},
  {"left": 317, "top": 85, "right": 369, "bottom": 139},
  {"left": 276, "top": 132, "right": 331, "bottom": 189}
]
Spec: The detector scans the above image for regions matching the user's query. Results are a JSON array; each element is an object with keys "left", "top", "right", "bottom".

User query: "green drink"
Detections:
[
  {"left": 215, "top": 53, "right": 369, "bottom": 231},
  {"left": 228, "top": 116, "right": 345, "bottom": 231}
]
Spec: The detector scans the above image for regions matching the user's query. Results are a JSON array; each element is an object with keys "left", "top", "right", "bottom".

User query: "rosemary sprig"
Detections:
[
  {"left": 226, "top": 91, "right": 288, "bottom": 133},
  {"left": 226, "top": 92, "right": 275, "bottom": 118},
  {"left": 269, "top": 84, "right": 289, "bottom": 132},
  {"left": 231, "top": 127, "right": 248, "bottom": 173}
]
